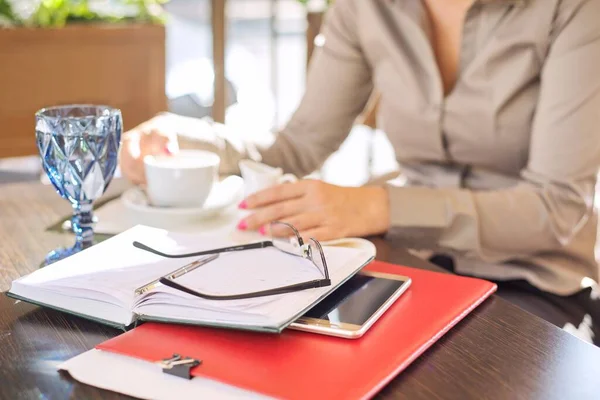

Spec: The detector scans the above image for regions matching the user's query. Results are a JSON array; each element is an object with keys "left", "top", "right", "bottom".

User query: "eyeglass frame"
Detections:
[{"left": 131, "top": 221, "right": 331, "bottom": 300}]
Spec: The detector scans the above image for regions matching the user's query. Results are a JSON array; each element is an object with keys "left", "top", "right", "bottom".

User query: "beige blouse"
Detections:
[{"left": 179, "top": 0, "right": 600, "bottom": 295}]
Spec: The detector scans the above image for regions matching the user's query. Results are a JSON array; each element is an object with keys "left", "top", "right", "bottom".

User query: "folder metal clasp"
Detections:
[{"left": 157, "top": 353, "right": 201, "bottom": 380}]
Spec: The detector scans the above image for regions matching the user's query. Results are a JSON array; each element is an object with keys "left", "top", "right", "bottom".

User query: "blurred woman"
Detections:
[{"left": 120, "top": 0, "right": 600, "bottom": 344}]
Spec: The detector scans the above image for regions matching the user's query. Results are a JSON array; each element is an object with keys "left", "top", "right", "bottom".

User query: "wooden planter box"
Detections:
[{"left": 0, "top": 24, "right": 167, "bottom": 158}]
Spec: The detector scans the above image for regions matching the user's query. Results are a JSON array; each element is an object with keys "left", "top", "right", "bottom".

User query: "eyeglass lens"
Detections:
[
  {"left": 267, "top": 222, "right": 326, "bottom": 278},
  {"left": 267, "top": 222, "right": 303, "bottom": 256}
]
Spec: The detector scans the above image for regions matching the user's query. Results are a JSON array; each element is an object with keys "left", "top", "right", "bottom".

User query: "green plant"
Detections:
[
  {"left": 0, "top": 0, "right": 17, "bottom": 23},
  {"left": 123, "top": 0, "right": 167, "bottom": 23},
  {"left": 0, "top": 0, "right": 168, "bottom": 28},
  {"left": 295, "top": 0, "right": 332, "bottom": 7}
]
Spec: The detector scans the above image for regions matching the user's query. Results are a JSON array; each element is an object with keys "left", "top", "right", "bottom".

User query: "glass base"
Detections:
[
  {"left": 42, "top": 245, "right": 83, "bottom": 267},
  {"left": 40, "top": 236, "right": 110, "bottom": 267},
  {"left": 41, "top": 239, "right": 99, "bottom": 266}
]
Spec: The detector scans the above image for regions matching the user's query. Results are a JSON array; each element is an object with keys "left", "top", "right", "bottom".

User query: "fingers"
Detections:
[
  {"left": 139, "top": 129, "right": 173, "bottom": 156},
  {"left": 129, "top": 114, "right": 168, "bottom": 134},
  {"left": 119, "top": 134, "right": 146, "bottom": 185},
  {"left": 243, "top": 182, "right": 307, "bottom": 209},
  {"left": 263, "top": 220, "right": 338, "bottom": 242},
  {"left": 298, "top": 227, "right": 337, "bottom": 242},
  {"left": 266, "top": 213, "right": 323, "bottom": 237},
  {"left": 120, "top": 159, "right": 145, "bottom": 185},
  {"left": 271, "top": 212, "right": 323, "bottom": 237},
  {"left": 120, "top": 122, "right": 178, "bottom": 185},
  {"left": 241, "top": 199, "right": 305, "bottom": 230}
]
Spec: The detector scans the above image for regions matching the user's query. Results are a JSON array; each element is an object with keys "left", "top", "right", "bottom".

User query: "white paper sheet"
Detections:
[{"left": 59, "top": 349, "right": 270, "bottom": 400}]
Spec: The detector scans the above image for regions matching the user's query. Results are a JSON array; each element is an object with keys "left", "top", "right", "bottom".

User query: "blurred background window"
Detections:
[{"left": 0, "top": 0, "right": 398, "bottom": 186}]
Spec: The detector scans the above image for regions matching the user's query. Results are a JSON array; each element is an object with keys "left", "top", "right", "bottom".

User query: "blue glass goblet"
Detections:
[{"left": 36, "top": 105, "right": 122, "bottom": 265}]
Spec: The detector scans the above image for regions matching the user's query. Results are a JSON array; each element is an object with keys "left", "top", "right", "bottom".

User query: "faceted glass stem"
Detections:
[
  {"left": 71, "top": 203, "right": 95, "bottom": 251},
  {"left": 42, "top": 204, "right": 96, "bottom": 266}
]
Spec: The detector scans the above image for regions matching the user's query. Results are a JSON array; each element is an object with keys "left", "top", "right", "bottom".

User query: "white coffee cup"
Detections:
[
  {"left": 144, "top": 150, "right": 220, "bottom": 208},
  {"left": 239, "top": 160, "right": 297, "bottom": 197}
]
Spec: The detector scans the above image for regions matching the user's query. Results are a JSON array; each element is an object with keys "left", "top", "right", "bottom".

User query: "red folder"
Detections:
[{"left": 97, "top": 261, "right": 497, "bottom": 399}]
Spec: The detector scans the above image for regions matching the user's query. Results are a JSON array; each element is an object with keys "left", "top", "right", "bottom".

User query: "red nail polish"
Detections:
[
  {"left": 238, "top": 200, "right": 247, "bottom": 209},
  {"left": 237, "top": 220, "right": 247, "bottom": 231},
  {"left": 259, "top": 226, "right": 266, "bottom": 235}
]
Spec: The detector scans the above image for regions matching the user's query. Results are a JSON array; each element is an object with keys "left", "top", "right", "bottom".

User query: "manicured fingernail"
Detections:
[
  {"left": 259, "top": 226, "right": 266, "bottom": 235},
  {"left": 163, "top": 146, "right": 172, "bottom": 155},
  {"left": 237, "top": 220, "right": 247, "bottom": 231},
  {"left": 238, "top": 200, "right": 247, "bottom": 209}
]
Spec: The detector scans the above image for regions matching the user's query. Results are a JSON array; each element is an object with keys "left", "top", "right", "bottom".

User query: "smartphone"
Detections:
[{"left": 289, "top": 270, "right": 411, "bottom": 339}]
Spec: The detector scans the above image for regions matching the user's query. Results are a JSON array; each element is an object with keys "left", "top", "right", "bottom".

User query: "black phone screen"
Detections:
[{"left": 302, "top": 273, "right": 407, "bottom": 326}]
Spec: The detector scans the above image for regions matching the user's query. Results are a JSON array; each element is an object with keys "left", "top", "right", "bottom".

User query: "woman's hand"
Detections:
[
  {"left": 119, "top": 116, "right": 179, "bottom": 185},
  {"left": 237, "top": 180, "right": 390, "bottom": 241}
]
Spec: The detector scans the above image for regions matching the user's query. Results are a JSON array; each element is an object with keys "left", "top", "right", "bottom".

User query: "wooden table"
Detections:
[{"left": 2, "top": 181, "right": 600, "bottom": 400}]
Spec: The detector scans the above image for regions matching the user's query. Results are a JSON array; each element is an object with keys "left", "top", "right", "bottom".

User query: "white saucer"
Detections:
[{"left": 121, "top": 175, "right": 244, "bottom": 219}]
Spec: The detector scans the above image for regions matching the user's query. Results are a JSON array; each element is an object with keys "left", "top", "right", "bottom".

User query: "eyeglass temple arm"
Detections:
[
  {"left": 159, "top": 277, "right": 332, "bottom": 301},
  {"left": 132, "top": 240, "right": 274, "bottom": 259},
  {"left": 308, "top": 241, "right": 330, "bottom": 280}
]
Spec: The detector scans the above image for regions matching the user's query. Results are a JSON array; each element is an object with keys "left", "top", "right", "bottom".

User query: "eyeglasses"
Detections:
[{"left": 132, "top": 221, "right": 331, "bottom": 300}]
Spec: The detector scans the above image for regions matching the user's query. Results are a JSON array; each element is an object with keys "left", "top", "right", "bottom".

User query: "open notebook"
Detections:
[{"left": 7, "top": 225, "right": 375, "bottom": 332}]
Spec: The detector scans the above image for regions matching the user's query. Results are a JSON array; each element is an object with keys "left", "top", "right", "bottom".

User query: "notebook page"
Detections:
[
  {"left": 168, "top": 248, "right": 323, "bottom": 295},
  {"left": 9, "top": 283, "right": 135, "bottom": 326},
  {"left": 249, "top": 245, "right": 374, "bottom": 324},
  {"left": 131, "top": 249, "right": 319, "bottom": 324},
  {"left": 11, "top": 226, "right": 190, "bottom": 304},
  {"left": 10, "top": 225, "right": 374, "bottom": 330},
  {"left": 135, "top": 244, "right": 373, "bottom": 329},
  {"left": 9, "top": 225, "right": 250, "bottom": 325}
]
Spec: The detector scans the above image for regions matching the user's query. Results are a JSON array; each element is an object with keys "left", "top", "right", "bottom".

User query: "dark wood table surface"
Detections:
[{"left": 2, "top": 181, "right": 600, "bottom": 400}]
